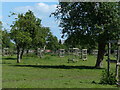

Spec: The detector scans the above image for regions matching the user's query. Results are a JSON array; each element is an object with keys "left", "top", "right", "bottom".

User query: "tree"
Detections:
[
  {"left": 10, "top": 10, "right": 53, "bottom": 62},
  {"left": 11, "top": 29, "right": 32, "bottom": 63},
  {"left": 51, "top": 2, "right": 120, "bottom": 68},
  {"left": 33, "top": 27, "right": 50, "bottom": 49},
  {"left": 33, "top": 27, "right": 52, "bottom": 57},
  {"left": 20, "top": 11, "right": 51, "bottom": 55},
  {"left": 0, "top": 22, "right": 15, "bottom": 55},
  {"left": 2, "top": 29, "right": 14, "bottom": 49},
  {"left": 10, "top": 12, "right": 33, "bottom": 63},
  {"left": 46, "top": 34, "right": 60, "bottom": 51},
  {"left": 58, "top": 39, "right": 66, "bottom": 49}
]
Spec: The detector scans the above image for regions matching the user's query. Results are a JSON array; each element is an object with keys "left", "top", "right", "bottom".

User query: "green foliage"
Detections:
[
  {"left": 52, "top": 2, "right": 120, "bottom": 68},
  {"left": 11, "top": 11, "right": 32, "bottom": 48},
  {"left": 34, "top": 27, "right": 51, "bottom": 48},
  {"left": 10, "top": 10, "right": 57, "bottom": 50},
  {"left": 57, "top": 39, "right": 67, "bottom": 49},
  {"left": 52, "top": 2, "right": 120, "bottom": 47},
  {"left": 11, "top": 30, "right": 32, "bottom": 48},
  {"left": 46, "top": 35, "right": 60, "bottom": 50},
  {"left": 100, "top": 69, "right": 116, "bottom": 85},
  {"left": 2, "top": 29, "right": 15, "bottom": 49},
  {"left": 10, "top": 10, "right": 59, "bottom": 62}
]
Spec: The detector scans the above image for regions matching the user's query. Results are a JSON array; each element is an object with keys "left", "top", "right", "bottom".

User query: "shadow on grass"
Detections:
[
  {"left": 2, "top": 57, "right": 16, "bottom": 60},
  {"left": 11, "top": 64, "right": 104, "bottom": 70}
]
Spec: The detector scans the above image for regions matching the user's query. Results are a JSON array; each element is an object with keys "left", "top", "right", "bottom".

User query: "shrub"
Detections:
[{"left": 100, "top": 69, "right": 116, "bottom": 85}]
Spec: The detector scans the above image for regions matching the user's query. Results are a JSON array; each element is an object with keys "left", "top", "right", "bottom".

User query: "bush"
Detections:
[{"left": 100, "top": 69, "right": 116, "bottom": 85}]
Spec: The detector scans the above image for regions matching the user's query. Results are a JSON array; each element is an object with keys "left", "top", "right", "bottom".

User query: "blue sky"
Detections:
[{"left": 1, "top": 1, "right": 64, "bottom": 40}]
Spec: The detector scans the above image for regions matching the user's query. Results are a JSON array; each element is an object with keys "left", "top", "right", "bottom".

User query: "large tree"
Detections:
[
  {"left": 20, "top": 11, "right": 52, "bottom": 54},
  {"left": 10, "top": 10, "right": 54, "bottom": 62},
  {"left": 11, "top": 27, "right": 32, "bottom": 63},
  {"left": 52, "top": 2, "right": 120, "bottom": 68},
  {"left": 10, "top": 11, "right": 37, "bottom": 63}
]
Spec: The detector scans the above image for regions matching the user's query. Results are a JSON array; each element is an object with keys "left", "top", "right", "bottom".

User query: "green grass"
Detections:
[{"left": 2, "top": 54, "right": 118, "bottom": 88}]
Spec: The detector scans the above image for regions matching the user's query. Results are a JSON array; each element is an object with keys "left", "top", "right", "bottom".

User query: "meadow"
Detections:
[{"left": 2, "top": 54, "right": 118, "bottom": 88}]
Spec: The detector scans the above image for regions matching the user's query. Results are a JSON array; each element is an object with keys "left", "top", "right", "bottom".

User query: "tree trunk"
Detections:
[
  {"left": 95, "top": 42, "right": 106, "bottom": 68},
  {"left": 26, "top": 49, "right": 29, "bottom": 54},
  {"left": 35, "top": 48, "right": 38, "bottom": 56},
  {"left": 20, "top": 48, "right": 24, "bottom": 59},
  {"left": 17, "top": 47, "right": 21, "bottom": 63}
]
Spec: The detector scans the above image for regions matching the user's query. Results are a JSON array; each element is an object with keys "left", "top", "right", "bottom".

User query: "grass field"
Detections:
[{"left": 2, "top": 54, "right": 118, "bottom": 88}]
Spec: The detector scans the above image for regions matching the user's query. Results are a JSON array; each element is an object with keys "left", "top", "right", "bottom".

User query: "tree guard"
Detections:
[
  {"left": 114, "top": 50, "right": 118, "bottom": 58},
  {"left": 116, "top": 40, "right": 120, "bottom": 86},
  {"left": 82, "top": 49, "right": 87, "bottom": 61},
  {"left": 68, "top": 48, "right": 79, "bottom": 63},
  {"left": 37, "top": 48, "right": 44, "bottom": 58},
  {"left": 78, "top": 49, "right": 82, "bottom": 59},
  {"left": 73, "top": 48, "right": 79, "bottom": 56},
  {"left": 59, "top": 49, "right": 65, "bottom": 57},
  {"left": 107, "top": 40, "right": 120, "bottom": 86},
  {"left": 92, "top": 50, "right": 98, "bottom": 57},
  {"left": 2, "top": 48, "right": 9, "bottom": 56}
]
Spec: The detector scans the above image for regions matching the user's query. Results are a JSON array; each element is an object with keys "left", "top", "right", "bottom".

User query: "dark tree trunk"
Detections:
[
  {"left": 35, "top": 48, "right": 38, "bottom": 56},
  {"left": 26, "top": 49, "right": 29, "bottom": 54},
  {"left": 95, "top": 42, "right": 106, "bottom": 68},
  {"left": 17, "top": 46, "right": 21, "bottom": 63},
  {"left": 20, "top": 48, "right": 24, "bottom": 59}
]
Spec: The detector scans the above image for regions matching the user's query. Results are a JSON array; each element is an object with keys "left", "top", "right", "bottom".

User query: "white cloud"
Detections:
[
  {"left": 14, "top": 3, "right": 57, "bottom": 19},
  {"left": 36, "top": 3, "right": 57, "bottom": 13}
]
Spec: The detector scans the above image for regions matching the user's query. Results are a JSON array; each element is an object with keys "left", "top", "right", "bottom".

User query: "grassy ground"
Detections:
[{"left": 2, "top": 54, "right": 118, "bottom": 88}]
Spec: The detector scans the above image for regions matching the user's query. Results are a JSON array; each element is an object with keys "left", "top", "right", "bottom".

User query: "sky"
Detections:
[{"left": 1, "top": 0, "right": 65, "bottom": 40}]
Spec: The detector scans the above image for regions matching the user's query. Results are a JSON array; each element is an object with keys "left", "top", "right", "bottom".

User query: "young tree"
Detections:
[{"left": 52, "top": 2, "right": 120, "bottom": 68}]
